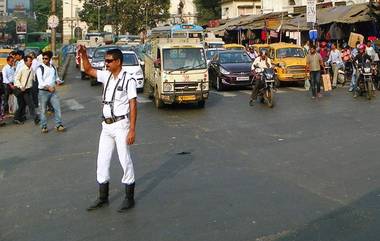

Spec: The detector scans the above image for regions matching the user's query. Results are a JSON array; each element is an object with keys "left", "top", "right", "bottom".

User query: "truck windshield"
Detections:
[
  {"left": 276, "top": 48, "right": 305, "bottom": 58},
  {"left": 163, "top": 48, "right": 207, "bottom": 71}
]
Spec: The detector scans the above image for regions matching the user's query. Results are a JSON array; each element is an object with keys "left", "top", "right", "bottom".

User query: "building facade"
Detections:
[
  {"left": 168, "top": 0, "right": 197, "bottom": 24},
  {"left": 62, "top": 0, "right": 88, "bottom": 44},
  {"left": 0, "top": 0, "right": 6, "bottom": 15},
  {"left": 221, "top": 0, "right": 261, "bottom": 19}
]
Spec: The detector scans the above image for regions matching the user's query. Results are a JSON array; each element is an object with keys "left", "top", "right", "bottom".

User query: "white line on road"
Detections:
[
  {"left": 210, "top": 90, "right": 237, "bottom": 97},
  {"left": 64, "top": 99, "right": 85, "bottom": 110},
  {"left": 239, "top": 90, "right": 251, "bottom": 95}
]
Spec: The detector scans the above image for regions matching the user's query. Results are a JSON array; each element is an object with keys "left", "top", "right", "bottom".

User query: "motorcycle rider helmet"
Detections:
[
  {"left": 359, "top": 44, "right": 366, "bottom": 52},
  {"left": 320, "top": 41, "right": 327, "bottom": 47}
]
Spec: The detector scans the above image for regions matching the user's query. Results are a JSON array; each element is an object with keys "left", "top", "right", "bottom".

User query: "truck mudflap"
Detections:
[{"left": 161, "top": 90, "right": 209, "bottom": 104}]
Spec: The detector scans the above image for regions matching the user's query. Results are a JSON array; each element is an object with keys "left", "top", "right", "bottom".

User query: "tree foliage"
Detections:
[
  {"left": 32, "top": 0, "right": 63, "bottom": 32},
  {"left": 78, "top": 0, "right": 170, "bottom": 34},
  {"left": 194, "top": 0, "right": 221, "bottom": 25}
]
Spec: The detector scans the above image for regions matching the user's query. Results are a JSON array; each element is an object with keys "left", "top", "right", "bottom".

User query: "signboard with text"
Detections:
[{"left": 307, "top": 0, "right": 316, "bottom": 23}]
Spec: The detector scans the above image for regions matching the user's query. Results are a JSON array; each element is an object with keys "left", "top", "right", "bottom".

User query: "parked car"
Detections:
[
  {"left": 268, "top": 43, "right": 307, "bottom": 87},
  {"left": 208, "top": 50, "right": 254, "bottom": 91},
  {"left": 122, "top": 51, "right": 144, "bottom": 92}
]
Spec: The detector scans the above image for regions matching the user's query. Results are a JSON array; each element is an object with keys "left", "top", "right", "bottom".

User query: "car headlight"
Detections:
[
  {"left": 135, "top": 69, "right": 143, "bottom": 75},
  {"left": 220, "top": 67, "right": 230, "bottom": 75},
  {"left": 163, "top": 83, "right": 172, "bottom": 92},
  {"left": 364, "top": 67, "right": 371, "bottom": 73}
]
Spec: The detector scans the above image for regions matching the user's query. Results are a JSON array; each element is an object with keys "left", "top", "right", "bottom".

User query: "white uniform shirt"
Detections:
[
  {"left": 31, "top": 58, "right": 41, "bottom": 72},
  {"left": 1, "top": 64, "right": 15, "bottom": 84},
  {"left": 97, "top": 70, "right": 137, "bottom": 118},
  {"left": 36, "top": 63, "right": 59, "bottom": 89}
]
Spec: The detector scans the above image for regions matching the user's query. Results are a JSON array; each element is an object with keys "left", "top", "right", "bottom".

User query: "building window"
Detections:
[
  {"left": 238, "top": 6, "right": 253, "bottom": 16},
  {"left": 289, "top": 0, "right": 296, "bottom": 5}
]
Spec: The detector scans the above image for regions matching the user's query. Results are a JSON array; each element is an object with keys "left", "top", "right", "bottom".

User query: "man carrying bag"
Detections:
[{"left": 13, "top": 55, "right": 39, "bottom": 125}]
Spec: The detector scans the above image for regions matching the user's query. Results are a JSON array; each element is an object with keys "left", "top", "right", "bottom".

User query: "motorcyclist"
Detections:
[
  {"left": 352, "top": 44, "right": 372, "bottom": 97},
  {"left": 249, "top": 51, "right": 272, "bottom": 106}
]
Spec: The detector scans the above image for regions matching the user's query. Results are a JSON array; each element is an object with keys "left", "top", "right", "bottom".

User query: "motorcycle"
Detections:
[
  {"left": 355, "top": 61, "right": 375, "bottom": 100},
  {"left": 253, "top": 68, "right": 275, "bottom": 108},
  {"left": 342, "top": 61, "right": 353, "bottom": 86}
]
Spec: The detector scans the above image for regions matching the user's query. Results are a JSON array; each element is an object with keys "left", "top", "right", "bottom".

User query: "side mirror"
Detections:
[{"left": 154, "top": 59, "right": 161, "bottom": 68}]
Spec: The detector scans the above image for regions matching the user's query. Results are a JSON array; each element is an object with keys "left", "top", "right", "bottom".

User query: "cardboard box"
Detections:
[{"left": 348, "top": 33, "right": 364, "bottom": 48}]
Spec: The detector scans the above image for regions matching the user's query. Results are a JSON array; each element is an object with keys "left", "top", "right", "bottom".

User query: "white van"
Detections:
[{"left": 121, "top": 51, "right": 144, "bottom": 92}]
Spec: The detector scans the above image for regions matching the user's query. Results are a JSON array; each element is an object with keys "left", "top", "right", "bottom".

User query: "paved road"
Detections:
[{"left": 1, "top": 59, "right": 380, "bottom": 241}]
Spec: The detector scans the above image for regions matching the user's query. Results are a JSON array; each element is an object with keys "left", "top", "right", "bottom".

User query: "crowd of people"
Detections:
[
  {"left": 0, "top": 50, "right": 65, "bottom": 132},
  {"left": 245, "top": 38, "right": 379, "bottom": 101}
]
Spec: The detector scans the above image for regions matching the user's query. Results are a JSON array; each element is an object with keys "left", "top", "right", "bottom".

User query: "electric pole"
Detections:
[{"left": 51, "top": 0, "right": 57, "bottom": 57}]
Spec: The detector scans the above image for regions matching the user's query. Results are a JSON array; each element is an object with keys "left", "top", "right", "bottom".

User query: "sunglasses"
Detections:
[
  {"left": 43, "top": 57, "right": 50, "bottom": 60},
  {"left": 105, "top": 59, "right": 115, "bottom": 64}
]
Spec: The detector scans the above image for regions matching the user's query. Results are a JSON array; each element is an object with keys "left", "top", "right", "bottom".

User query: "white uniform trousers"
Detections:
[{"left": 96, "top": 118, "right": 135, "bottom": 185}]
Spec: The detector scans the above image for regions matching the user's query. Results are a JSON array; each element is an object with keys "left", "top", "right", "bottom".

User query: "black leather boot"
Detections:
[
  {"left": 87, "top": 182, "right": 109, "bottom": 211},
  {"left": 118, "top": 183, "right": 135, "bottom": 212}
]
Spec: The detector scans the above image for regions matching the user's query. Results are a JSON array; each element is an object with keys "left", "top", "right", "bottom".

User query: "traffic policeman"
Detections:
[{"left": 78, "top": 46, "right": 137, "bottom": 212}]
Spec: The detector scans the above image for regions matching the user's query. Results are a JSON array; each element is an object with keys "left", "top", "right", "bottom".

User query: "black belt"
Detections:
[
  {"left": 103, "top": 114, "right": 128, "bottom": 124},
  {"left": 39, "top": 89, "right": 50, "bottom": 92}
]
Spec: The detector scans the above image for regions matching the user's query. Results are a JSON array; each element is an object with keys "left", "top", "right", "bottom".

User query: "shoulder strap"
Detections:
[
  {"left": 102, "top": 73, "right": 113, "bottom": 102},
  {"left": 23, "top": 69, "right": 32, "bottom": 88}
]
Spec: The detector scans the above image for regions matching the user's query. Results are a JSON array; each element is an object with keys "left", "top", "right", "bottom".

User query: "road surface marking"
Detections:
[
  {"left": 239, "top": 90, "right": 251, "bottom": 95},
  {"left": 64, "top": 99, "right": 85, "bottom": 110}
]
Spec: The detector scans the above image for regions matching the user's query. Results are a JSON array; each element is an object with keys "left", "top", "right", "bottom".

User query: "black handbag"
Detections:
[{"left": 13, "top": 70, "right": 32, "bottom": 97}]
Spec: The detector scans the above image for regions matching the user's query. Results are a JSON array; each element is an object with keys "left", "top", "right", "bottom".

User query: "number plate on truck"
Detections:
[{"left": 177, "top": 95, "right": 196, "bottom": 101}]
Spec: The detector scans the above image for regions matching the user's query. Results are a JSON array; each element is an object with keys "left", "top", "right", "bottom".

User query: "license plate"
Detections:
[
  {"left": 178, "top": 95, "right": 196, "bottom": 101},
  {"left": 236, "top": 77, "right": 249, "bottom": 81},
  {"left": 265, "top": 79, "right": 275, "bottom": 83}
]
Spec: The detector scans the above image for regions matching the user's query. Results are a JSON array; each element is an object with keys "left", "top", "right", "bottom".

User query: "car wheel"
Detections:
[{"left": 216, "top": 76, "right": 223, "bottom": 91}]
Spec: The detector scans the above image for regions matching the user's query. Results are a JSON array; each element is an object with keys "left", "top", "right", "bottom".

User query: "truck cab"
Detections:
[{"left": 145, "top": 38, "right": 209, "bottom": 108}]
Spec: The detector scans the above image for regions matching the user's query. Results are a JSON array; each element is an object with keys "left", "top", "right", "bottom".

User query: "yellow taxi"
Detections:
[
  {"left": 0, "top": 49, "right": 12, "bottom": 70},
  {"left": 250, "top": 44, "right": 269, "bottom": 54},
  {"left": 268, "top": 43, "right": 307, "bottom": 86},
  {"left": 224, "top": 44, "right": 245, "bottom": 51}
]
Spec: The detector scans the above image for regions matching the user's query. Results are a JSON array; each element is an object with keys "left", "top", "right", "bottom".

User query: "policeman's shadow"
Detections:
[{"left": 109, "top": 150, "right": 194, "bottom": 203}]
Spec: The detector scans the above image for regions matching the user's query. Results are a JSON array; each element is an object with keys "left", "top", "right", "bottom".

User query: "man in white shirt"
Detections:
[
  {"left": 14, "top": 50, "right": 25, "bottom": 76},
  {"left": 327, "top": 44, "right": 343, "bottom": 88},
  {"left": 36, "top": 51, "right": 64, "bottom": 133},
  {"left": 79, "top": 46, "right": 137, "bottom": 213},
  {"left": 29, "top": 51, "right": 41, "bottom": 107},
  {"left": 250, "top": 52, "right": 272, "bottom": 106},
  {"left": 13, "top": 55, "right": 39, "bottom": 124},
  {"left": 1, "top": 55, "right": 15, "bottom": 115}
]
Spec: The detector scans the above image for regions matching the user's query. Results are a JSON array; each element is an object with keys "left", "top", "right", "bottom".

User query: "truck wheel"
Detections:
[
  {"left": 154, "top": 87, "right": 164, "bottom": 108},
  {"left": 197, "top": 100, "right": 205, "bottom": 108}
]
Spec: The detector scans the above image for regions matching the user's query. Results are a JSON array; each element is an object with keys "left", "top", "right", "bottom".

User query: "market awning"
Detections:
[{"left": 285, "top": 3, "right": 374, "bottom": 30}]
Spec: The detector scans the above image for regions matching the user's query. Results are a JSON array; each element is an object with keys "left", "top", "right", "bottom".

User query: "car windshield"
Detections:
[
  {"left": 208, "top": 43, "right": 224, "bottom": 49},
  {"left": 219, "top": 52, "right": 252, "bottom": 64},
  {"left": 163, "top": 48, "right": 207, "bottom": 71},
  {"left": 276, "top": 48, "right": 305, "bottom": 58},
  {"left": 123, "top": 53, "right": 139, "bottom": 66},
  {"left": 0, "top": 53, "right": 9, "bottom": 58},
  {"left": 93, "top": 48, "right": 109, "bottom": 60}
]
